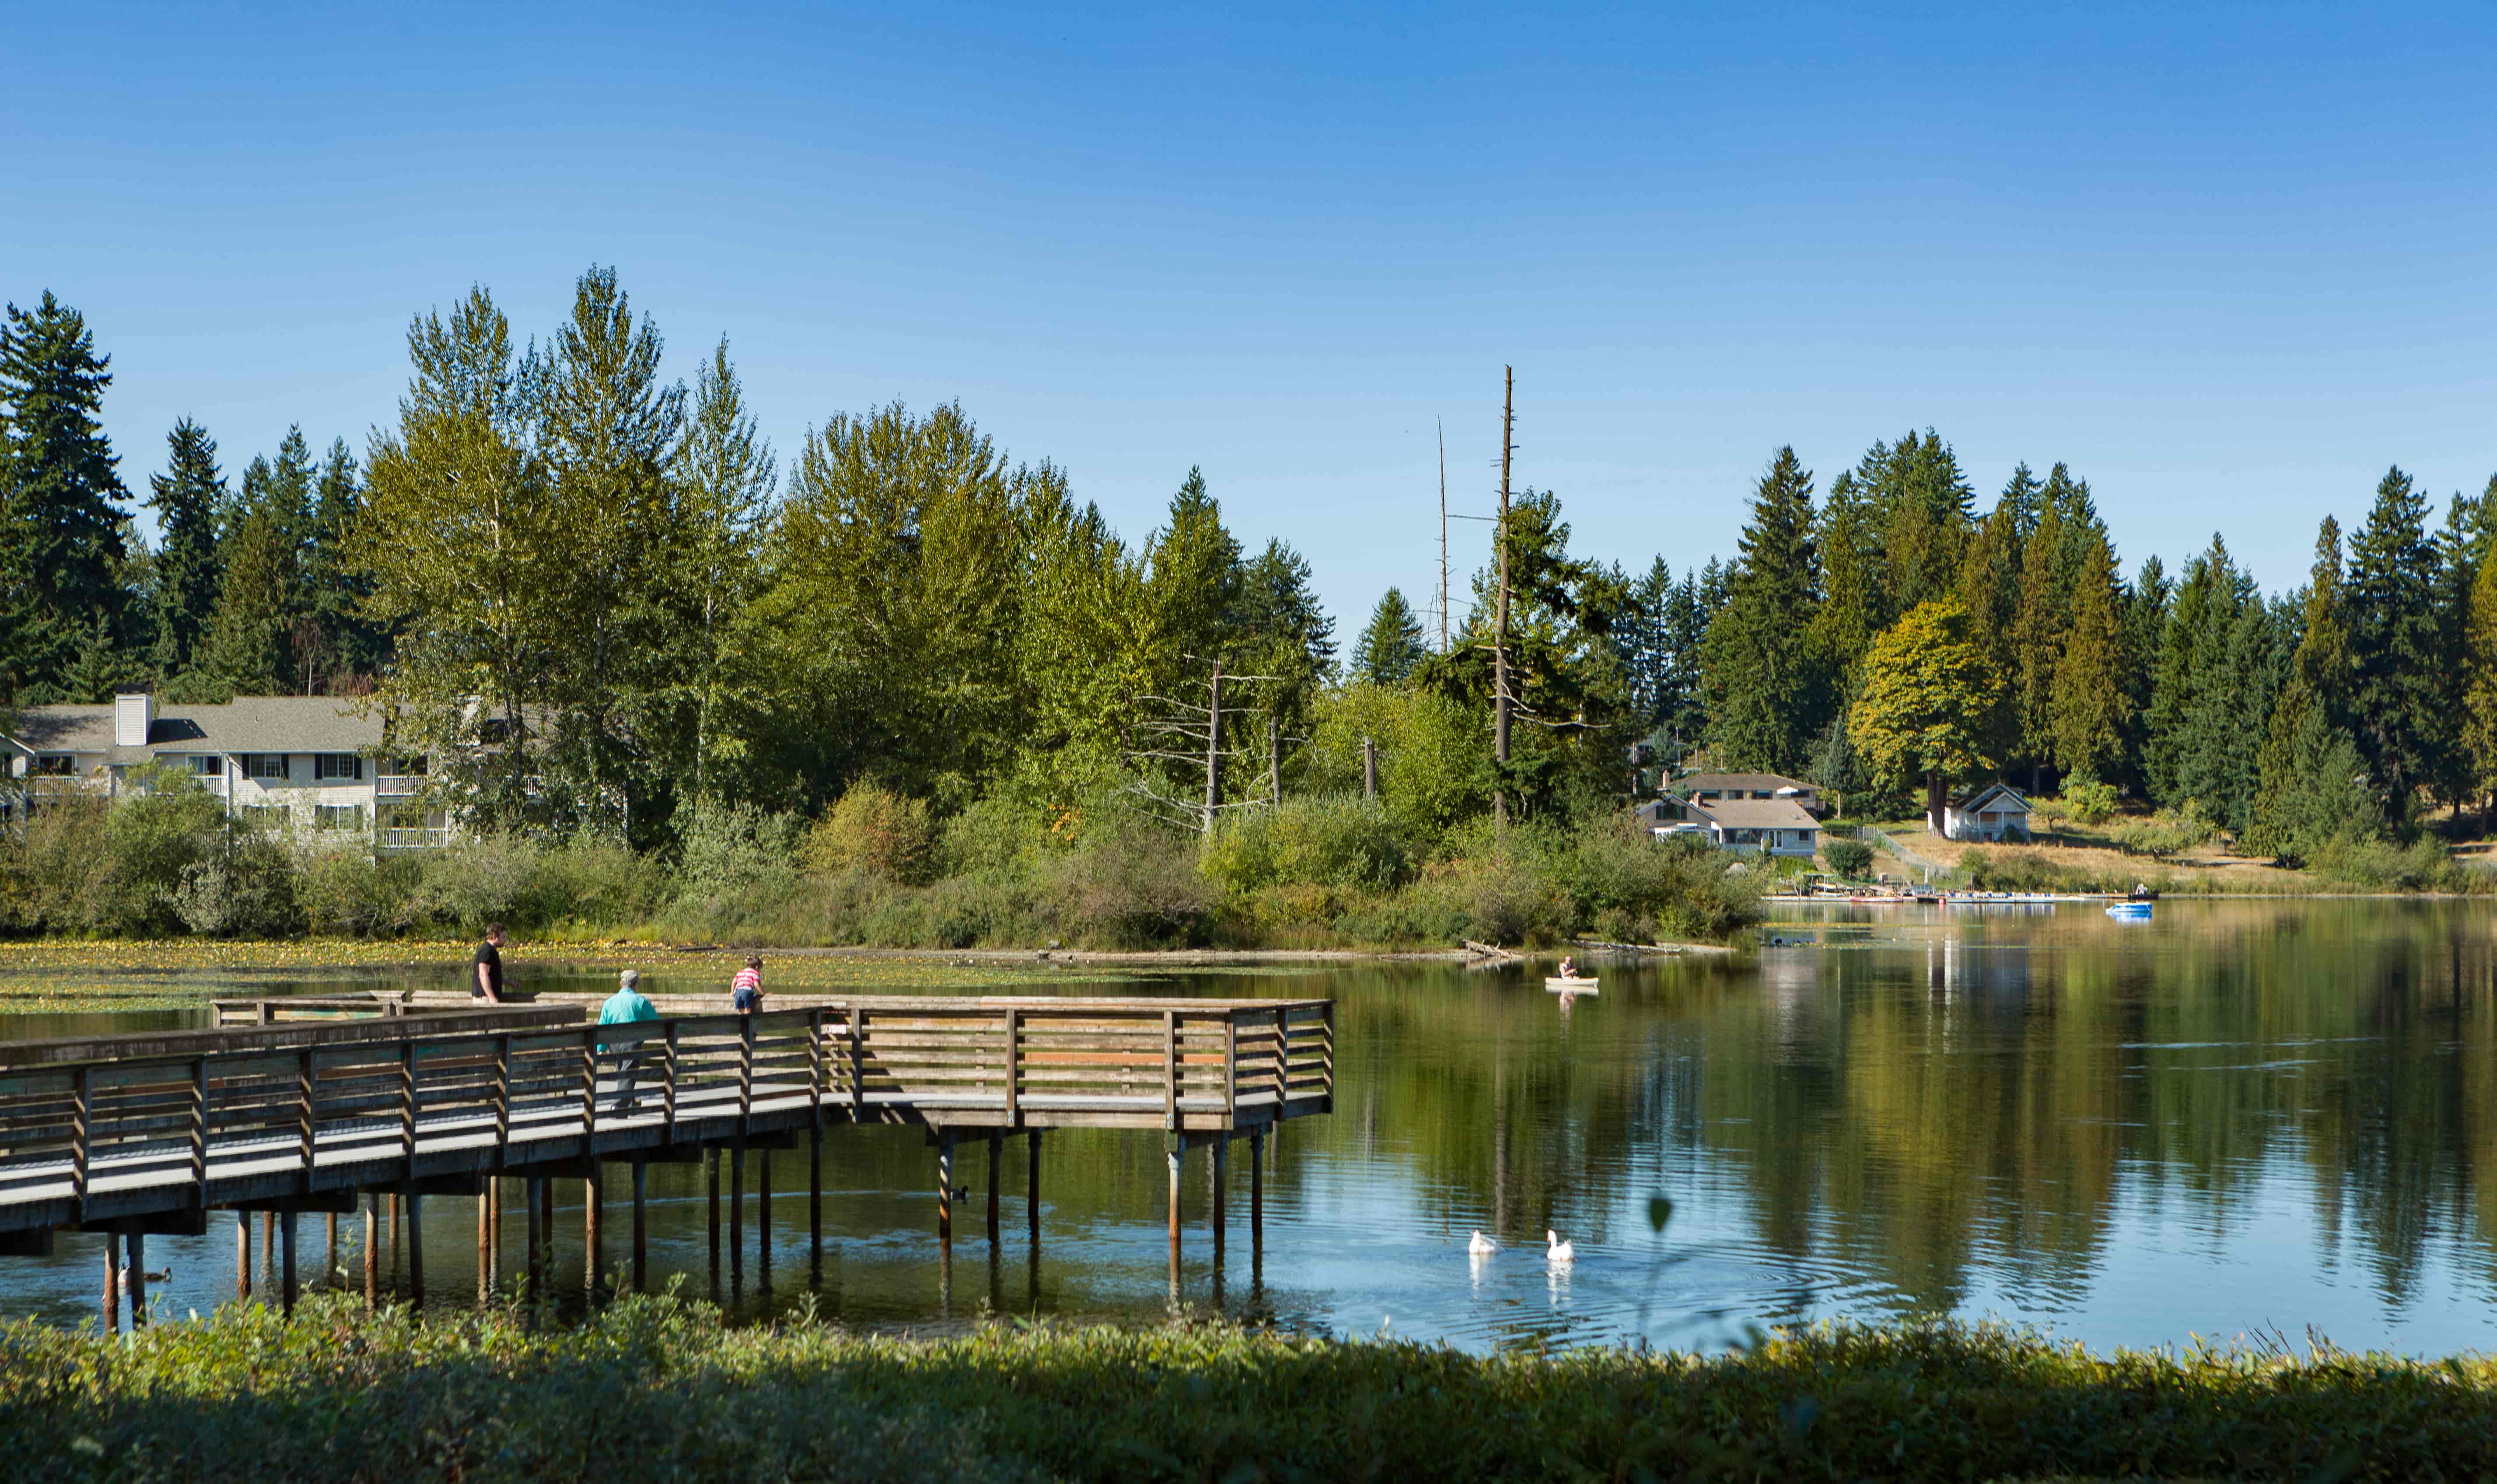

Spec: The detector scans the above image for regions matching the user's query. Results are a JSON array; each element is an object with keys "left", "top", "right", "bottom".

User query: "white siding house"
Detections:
[
  {"left": 1636, "top": 793, "right": 1823, "bottom": 859},
  {"left": 1943, "top": 783, "right": 2032, "bottom": 842},
  {"left": 1, "top": 693, "right": 449, "bottom": 850}
]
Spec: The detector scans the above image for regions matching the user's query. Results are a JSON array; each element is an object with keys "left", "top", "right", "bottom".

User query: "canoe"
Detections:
[{"left": 1544, "top": 977, "right": 1598, "bottom": 993}]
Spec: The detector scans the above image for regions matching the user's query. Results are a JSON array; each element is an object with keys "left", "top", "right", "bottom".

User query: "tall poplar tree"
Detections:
[
  {"left": 0, "top": 292, "right": 129, "bottom": 695},
  {"left": 144, "top": 419, "right": 225, "bottom": 681},
  {"left": 1699, "top": 447, "right": 1825, "bottom": 773}
]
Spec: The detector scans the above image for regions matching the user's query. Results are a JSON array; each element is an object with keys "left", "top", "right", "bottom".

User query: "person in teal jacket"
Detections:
[{"left": 599, "top": 969, "right": 661, "bottom": 1112}]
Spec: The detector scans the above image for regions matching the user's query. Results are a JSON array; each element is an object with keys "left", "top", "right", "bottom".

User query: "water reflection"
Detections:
[{"left": 8, "top": 900, "right": 2497, "bottom": 1354}]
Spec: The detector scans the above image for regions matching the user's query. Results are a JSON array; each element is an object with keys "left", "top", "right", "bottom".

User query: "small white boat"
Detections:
[
  {"left": 2105, "top": 901, "right": 2153, "bottom": 922},
  {"left": 1544, "top": 976, "right": 1598, "bottom": 993}
]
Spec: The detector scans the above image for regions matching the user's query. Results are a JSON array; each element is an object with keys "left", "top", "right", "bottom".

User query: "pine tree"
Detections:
[
  {"left": 0, "top": 292, "right": 129, "bottom": 694},
  {"left": 302, "top": 437, "right": 384, "bottom": 687},
  {"left": 2144, "top": 545, "right": 2218, "bottom": 805},
  {"left": 2347, "top": 465, "right": 2445, "bottom": 822},
  {"left": 1810, "top": 469, "right": 1884, "bottom": 683},
  {"left": 193, "top": 499, "right": 298, "bottom": 695},
  {"left": 2249, "top": 517, "right": 2371, "bottom": 859},
  {"left": 668, "top": 337, "right": 776, "bottom": 804},
  {"left": 145, "top": 419, "right": 225, "bottom": 679},
  {"left": 1700, "top": 447, "right": 1826, "bottom": 773},
  {"left": 1351, "top": 587, "right": 1427, "bottom": 685},
  {"left": 2047, "top": 528, "right": 2128, "bottom": 782}
]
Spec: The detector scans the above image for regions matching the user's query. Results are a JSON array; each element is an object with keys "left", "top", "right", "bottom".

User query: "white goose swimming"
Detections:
[
  {"left": 1467, "top": 1229, "right": 1498, "bottom": 1257},
  {"left": 1545, "top": 1229, "right": 1575, "bottom": 1264}
]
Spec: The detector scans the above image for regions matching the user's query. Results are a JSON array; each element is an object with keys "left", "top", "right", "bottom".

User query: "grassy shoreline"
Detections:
[{"left": 5, "top": 1295, "right": 2492, "bottom": 1481}]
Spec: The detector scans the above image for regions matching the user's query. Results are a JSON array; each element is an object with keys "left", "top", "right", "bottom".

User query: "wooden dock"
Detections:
[{"left": 0, "top": 994, "right": 1334, "bottom": 1326}]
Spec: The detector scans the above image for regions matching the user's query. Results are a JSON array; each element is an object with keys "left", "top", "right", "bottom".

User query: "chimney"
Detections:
[{"left": 114, "top": 692, "right": 154, "bottom": 748}]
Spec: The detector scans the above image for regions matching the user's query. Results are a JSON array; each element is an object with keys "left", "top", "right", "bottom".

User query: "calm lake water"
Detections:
[{"left": 7, "top": 897, "right": 2497, "bottom": 1355}]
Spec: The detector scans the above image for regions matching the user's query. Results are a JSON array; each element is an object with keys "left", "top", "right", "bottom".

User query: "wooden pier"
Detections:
[{"left": 0, "top": 995, "right": 1333, "bottom": 1324}]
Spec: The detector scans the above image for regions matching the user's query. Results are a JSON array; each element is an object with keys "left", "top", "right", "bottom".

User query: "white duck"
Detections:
[
  {"left": 1467, "top": 1229, "right": 1498, "bottom": 1257},
  {"left": 1545, "top": 1229, "right": 1575, "bottom": 1264}
]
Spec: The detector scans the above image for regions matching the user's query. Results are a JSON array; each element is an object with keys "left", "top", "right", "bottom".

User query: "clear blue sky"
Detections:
[{"left": 7, "top": 3, "right": 2494, "bottom": 632}]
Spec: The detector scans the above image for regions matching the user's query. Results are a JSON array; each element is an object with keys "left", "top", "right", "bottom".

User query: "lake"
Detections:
[{"left": 5, "top": 897, "right": 2496, "bottom": 1356}]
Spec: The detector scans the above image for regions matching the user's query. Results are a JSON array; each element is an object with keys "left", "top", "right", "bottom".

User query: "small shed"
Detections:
[{"left": 1944, "top": 783, "right": 2032, "bottom": 842}]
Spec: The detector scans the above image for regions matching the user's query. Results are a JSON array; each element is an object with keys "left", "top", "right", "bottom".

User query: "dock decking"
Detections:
[{"left": 0, "top": 994, "right": 1335, "bottom": 1323}]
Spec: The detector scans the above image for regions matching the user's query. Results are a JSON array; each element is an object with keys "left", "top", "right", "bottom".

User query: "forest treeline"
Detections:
[{"left": 0, "top": 270, "right": 2487, "bottom": 939}]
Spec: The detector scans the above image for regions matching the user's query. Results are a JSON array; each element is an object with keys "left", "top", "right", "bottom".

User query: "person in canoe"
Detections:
[{"left": 1556, "top": 956, "right": 1581, "bottom": 981}]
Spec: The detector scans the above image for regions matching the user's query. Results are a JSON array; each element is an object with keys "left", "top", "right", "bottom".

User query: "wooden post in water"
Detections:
[
  {"left": 127, "top": 1232, "right": 147, "bottom": 1328},
  {"left": 280, "top": 1210, "right": 298, "bottom": 1316},
  {"left": 404, "top": 1186, "right": 425, "bottom": 1310},
  {"left": 937, "top": 1132, "right": 955, "bottom": 1251},
  {"left": 262, "top": 1209, "right": 274, "bottom": 1283},
  {"left": 986, "top": 1132, "right": 1002, "bottom": 1245},
  {"left": 488, "top": 1179, "right": 502, "bottom": 1290},
  {"left": 103, "top": 1230, "right": 121, "bottom": 1333},
  {"left": 1210, "top": 1138, "right": 1227, "bottom": 1267},
  {"left": 1026, "top": 1130, "right": 1042, "bottom": 1245},
  {"left": 706, "top": 1147, "right": 721, "bottom": 1303},
  {"left": 524, "top": 1177, "right": 543, "bottom": 1295},
  {"left": 585, "top": 1161, "right": 604, "bottom": 1298},
  {"left": 631, "top": 1157, "right": 648, "bottom": 1293},
  {"left": 1250, "top": 1131, "right": 1265, "bottom": 1261},
  {"left": 235, "top": 1208, "right": 251, "bottom": 1301},
  {"left": 363, "top": 1192, "right": 377, "bottom": 1308},
  {"left": 759, "top": 1149, "right": 774, "bottom": 1287},
  {"left": 1166, "top": 1144, "right": 1182, "bottom": 1269},
  {"left": 729, "top": 1138, "right": 746, "bottom": 1296},
  {"left": 477, "top": 1192, "right": 491, "bottom": 1306}
]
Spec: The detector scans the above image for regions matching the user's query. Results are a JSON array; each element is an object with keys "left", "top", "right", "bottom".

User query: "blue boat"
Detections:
[{"left": 2105, "top": 901, "right": 2153, "bottom": 922}]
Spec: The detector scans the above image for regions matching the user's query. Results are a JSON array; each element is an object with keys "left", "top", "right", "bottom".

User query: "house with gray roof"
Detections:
[
  {"left": 1633, "top": 791, "right": 1823, "bottom": 859},
  {"left": 2, "top": 693, "right": 449, "bottom": 850}
]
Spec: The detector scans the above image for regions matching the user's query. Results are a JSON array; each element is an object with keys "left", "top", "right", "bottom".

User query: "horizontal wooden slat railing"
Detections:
[{"left": 0, "top": 996, "right": 1333, "bottom": 1233}]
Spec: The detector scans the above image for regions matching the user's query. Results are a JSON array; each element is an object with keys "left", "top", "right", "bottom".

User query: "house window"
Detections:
[
  {"left": 31, "top": 754, "right": 76, "bottom": 776},
  {"left": 315, "top": 803, "right": 367, "bottom": 832},
  {"left": 1979, "top": 810, "right": 1999, "bottom": 823},
  {"left": 241, "top": 754, "right": 290, "bottom": 781},
  {"left": 241, "top": 804, "right": 292, "bottom": 831},
  {"left": 313, "top": 754, "right": 364, "bottom": 781},
  {"left": 187, "top": 754, "right": 220, "bottom": 776}
]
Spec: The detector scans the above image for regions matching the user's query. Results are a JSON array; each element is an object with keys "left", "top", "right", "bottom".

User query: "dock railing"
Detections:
[{"left": 0, "top": 997, "right": 1333, "bottom": 1232}]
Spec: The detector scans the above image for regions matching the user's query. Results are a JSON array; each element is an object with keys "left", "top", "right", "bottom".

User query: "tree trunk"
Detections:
[{"left": 1927, "top": 772, "right": 1947, "bottom": 835}]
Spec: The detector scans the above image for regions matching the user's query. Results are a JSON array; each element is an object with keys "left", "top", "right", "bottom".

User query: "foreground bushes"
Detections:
[{"left": 8, "top": 1295, "right": 2497, "bottom": 1481}]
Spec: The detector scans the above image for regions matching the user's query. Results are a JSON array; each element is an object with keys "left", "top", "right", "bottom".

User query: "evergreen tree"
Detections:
[
  {"left": 2118, "top": 555, "right": 2170, "bottom": 793},
  {"left": 194, "top": 499, "right": 299, "bottom": 695},
  {"left": 2047, "top": 528, "right": 2128, "bottom": 783},
  {"left": 2143, "top": 545, "right": 2217, "bottom": 805},
  {"left": 302, "top": 437, "right": 385, "bottom": 687},
  {"left": 0, "top": 292, "right": 129, "bottom": 694},
  {"left": 1868, "top": 429, "right": 1974, "bottom": 615},
  {"left": 2248, "top": 518, "right": 2370, "bottom": 859},
  {"left": 2346, "top": 465, "right": 2445, "bottom": 822},
  {"left": 1351, "top": 587, "right": 1427, "bottom": 685},
  {"left": 666, "top": 338, "right": 776, "bottom": 804},
  {"left": 144, "top": 419, "right": 225, "bottom": 680},
  {"left": 1810, "top": 469, "right": 1884, "bottom": 682},
  {"left": 2461, "top": 534, "right": 2497, "bottom": 828},
  {"left": 1699, "top": 447, "right": 1825, "bottom": 773}
]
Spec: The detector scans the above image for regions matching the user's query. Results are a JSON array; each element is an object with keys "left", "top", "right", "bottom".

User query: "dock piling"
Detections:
[
  {"left": 362, "top": 1192, "right": 377, "bottom": 1308},
  {"left": 234, "top": 1208, "right": 251, "bottom": 1301},
  {"left": 1166, "top": 1144, "right": 1182, "bottom": 1270},
  {"left": 937, "top": 1133, "right": 955, "bottom": 1251},
  {"left": 477, "top": 1191, "right": 491, "bottom": 1306},
  {"left": 404, "top": 1186, "right": 425, "bottom": 1310},
  {"left": 103, "top": 1230, "right": 121, "bottom": 1333},
  {"left": 631, "top": 1157, "right": 647, "bottom": 1292}
]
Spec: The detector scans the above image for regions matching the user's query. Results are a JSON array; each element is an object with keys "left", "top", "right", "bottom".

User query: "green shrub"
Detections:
[
  {"left": 2305, "top": 834, "right": 2465, "bottom": 890},
  {"left": 1822, "top": 838, "right": 1874, "bottom": 879},
  {"left": 1200, "top": 795, "right": 1414, "bottom": 895},
  {"left": 173, "top": 828, "right": 303, "bottom": 937},
  {"left": 2110, "top": 804, "right": 2216, "bottom": 859},
  {"left": 0, "top": 793, "right": 110, "bottom": 932},
  {"left": 804, "top": 784, "right": 936, "bottom": 884},
  {"left": 2060, "top": 778, "right": 2118, "bottom": 825},
  {"left": 298, "top": 848, "right": 420, "bottom": 937}
]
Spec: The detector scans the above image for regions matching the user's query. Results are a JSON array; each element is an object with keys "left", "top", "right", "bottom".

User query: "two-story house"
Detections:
[{"left": 2, "top": 693, "right": 449, "bottom": 850}]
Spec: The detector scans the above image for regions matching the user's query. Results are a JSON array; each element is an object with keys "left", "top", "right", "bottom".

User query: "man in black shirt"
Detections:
[{"left": 473, "top": 923, "right": 507, "bottom": 1002}]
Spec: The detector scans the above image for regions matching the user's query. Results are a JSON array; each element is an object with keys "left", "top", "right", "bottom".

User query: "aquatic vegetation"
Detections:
[{"left": 3, "top": 1295, "right": 2494, "bottom": 1481}]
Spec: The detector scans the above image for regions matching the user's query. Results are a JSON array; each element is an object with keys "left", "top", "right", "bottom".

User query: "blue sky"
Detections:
[{"left": 7, "top": 2, "right": 2494, "bottom": 632}]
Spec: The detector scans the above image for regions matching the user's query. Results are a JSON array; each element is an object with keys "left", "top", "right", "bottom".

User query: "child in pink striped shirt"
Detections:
[{"left": 731, "top": 956, "right": 763, "bottom": 1015}]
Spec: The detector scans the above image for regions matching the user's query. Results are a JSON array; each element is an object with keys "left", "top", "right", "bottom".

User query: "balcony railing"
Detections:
[
  {"left": 375, "top": 775, "right": 427, "bottom": 797},
  {"left": 380, "top": 827, "right": 453, "bottom": 851}
]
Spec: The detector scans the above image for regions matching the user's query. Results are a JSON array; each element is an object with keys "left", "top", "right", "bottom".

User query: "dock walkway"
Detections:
[{"left": 0, "top": 994, "right": 1334, "bottom": 1323}]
